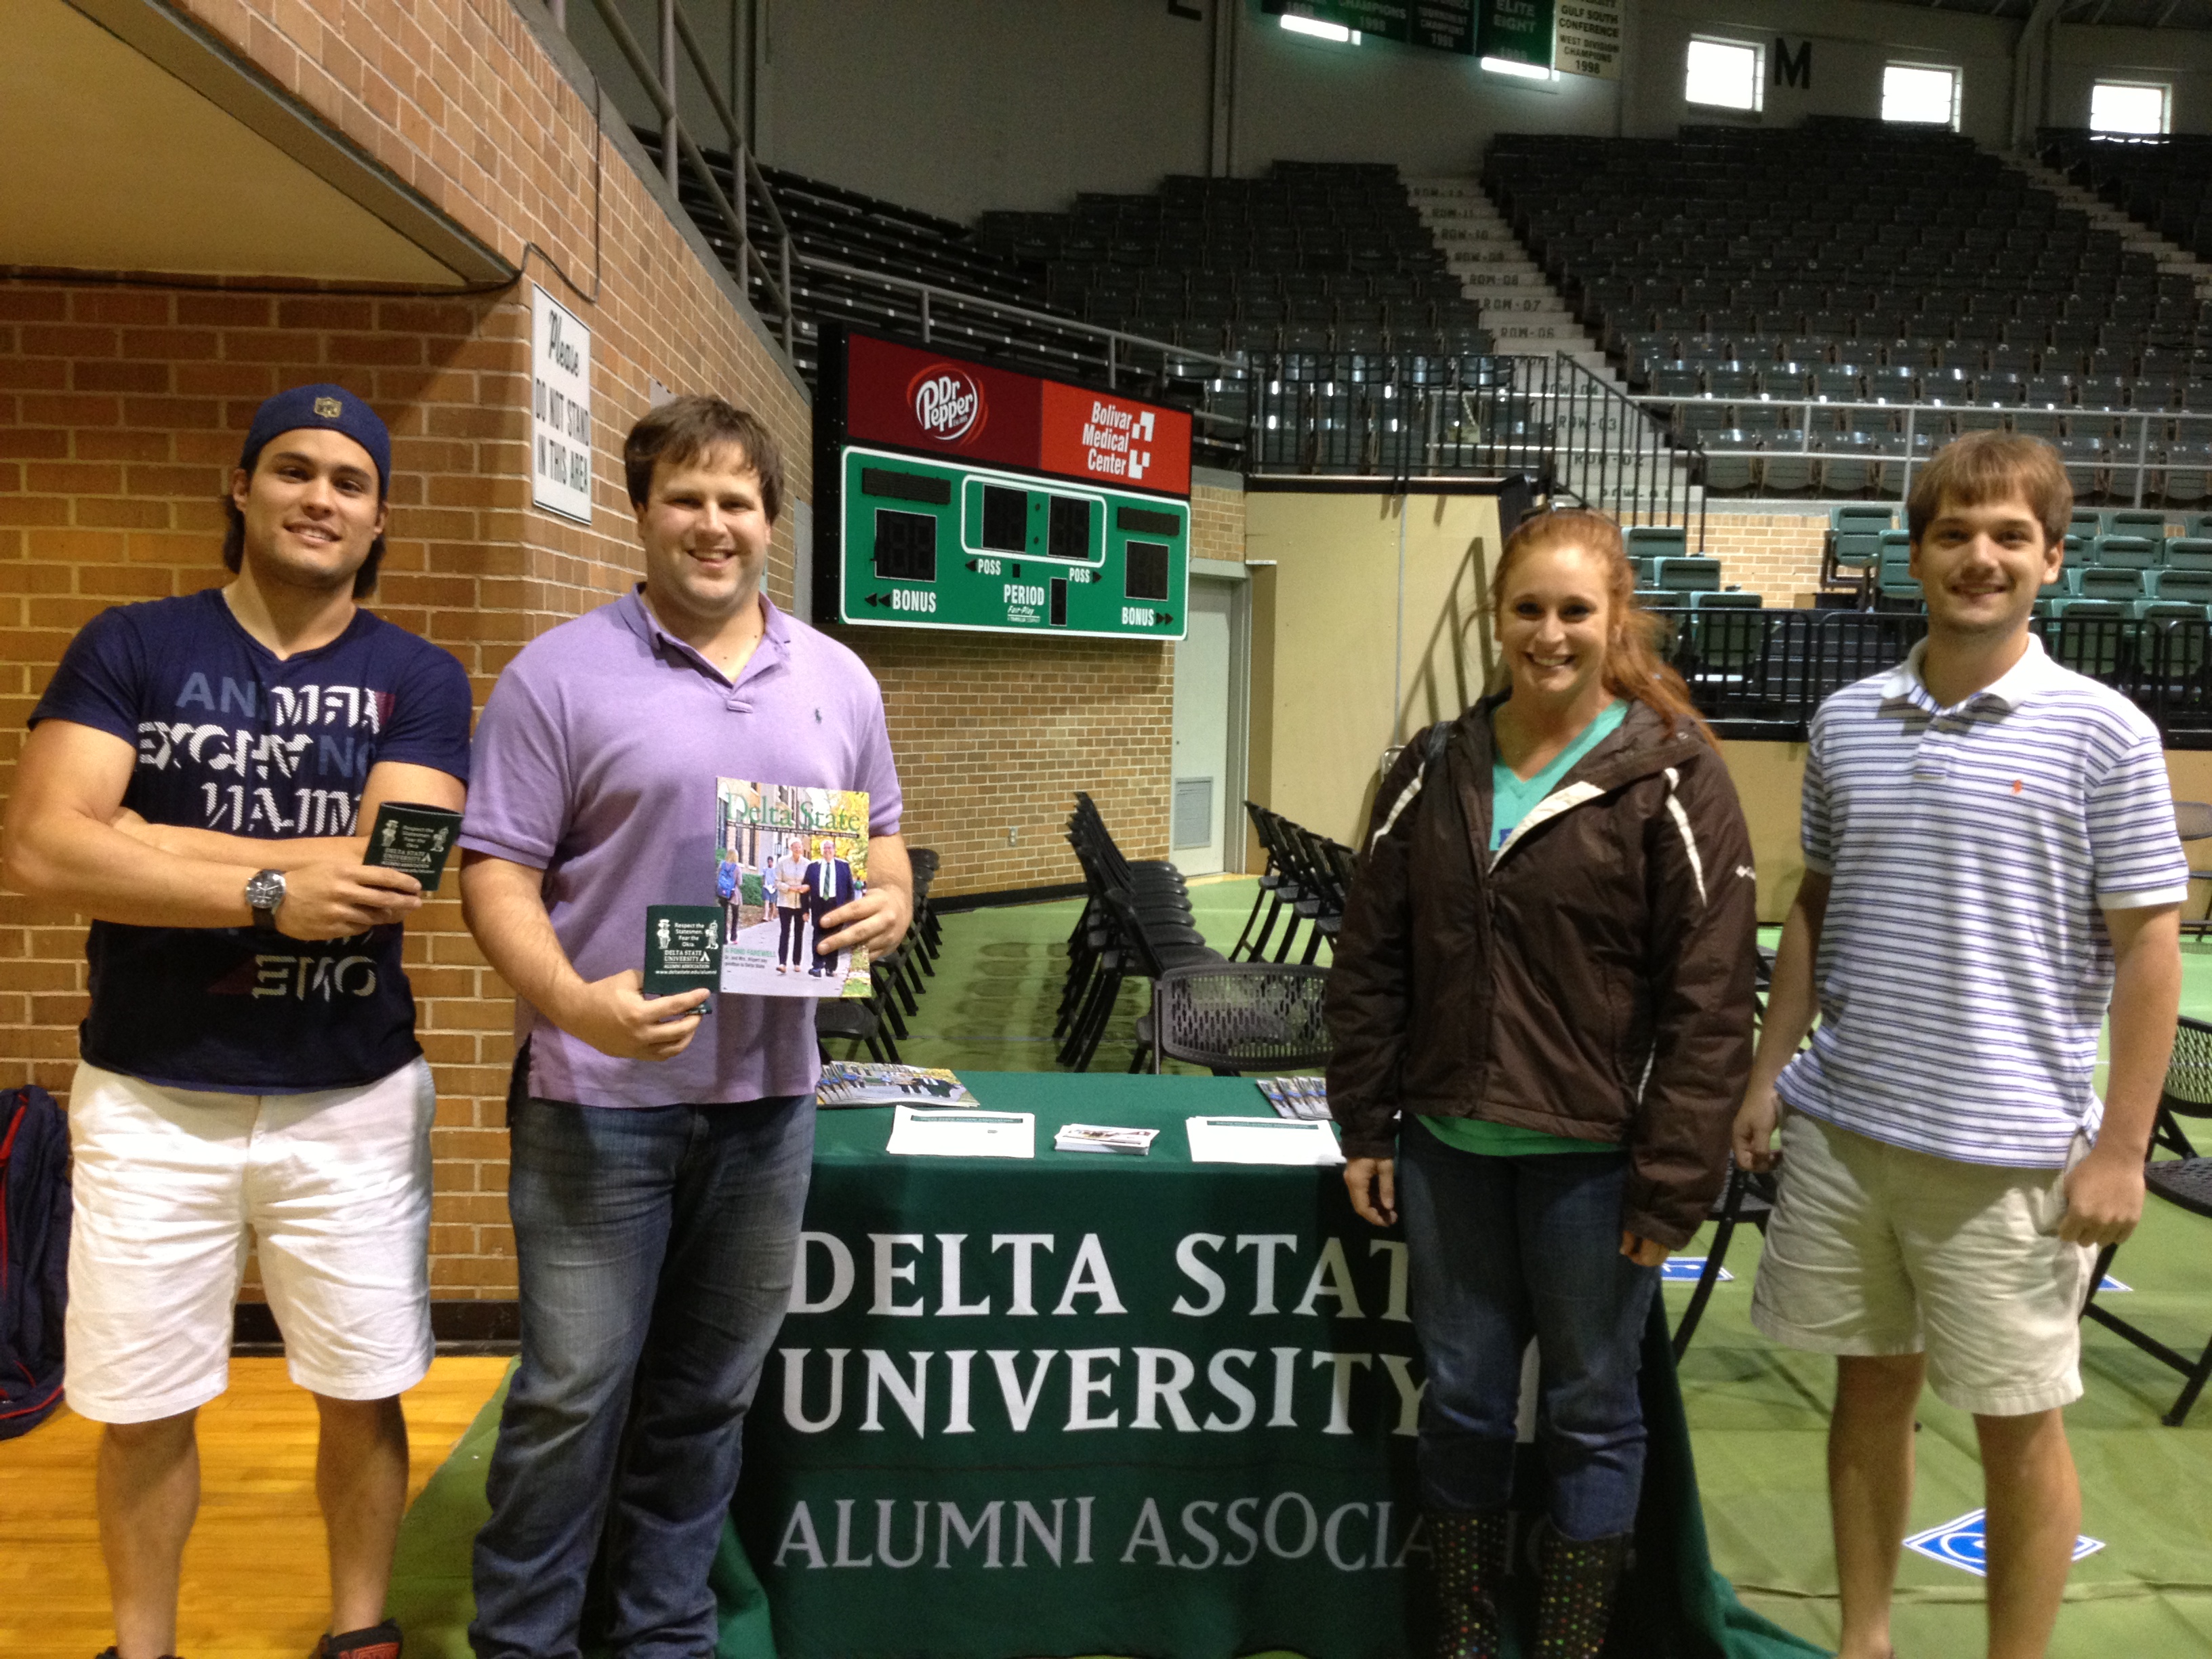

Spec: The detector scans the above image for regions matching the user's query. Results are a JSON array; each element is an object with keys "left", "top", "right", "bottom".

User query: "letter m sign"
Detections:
[{"left": 1774, "top": 38, "right": 1811, "bottom": 89}]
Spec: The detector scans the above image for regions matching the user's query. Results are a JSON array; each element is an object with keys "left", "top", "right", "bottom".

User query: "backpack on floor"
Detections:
[{"left": 0, "top": 1083, "right": 70, "bottom": 1439}]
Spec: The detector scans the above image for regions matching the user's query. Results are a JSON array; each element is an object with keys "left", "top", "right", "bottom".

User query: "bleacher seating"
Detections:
[
  {"left": 2041, "top": 130, "right": 2212, "bottom": 281},
  {"left": 1486, "top": 119, "right": 2209, "bottom": 479},
  {"left": 976, "top": 162, "right": 1488, "bottom": 362},
  {"left": 657, "top": 147, "right": 1491, "bottom": 472},
  {"left": 660, "top": 142, "right": 1066, "bottom": 388}
]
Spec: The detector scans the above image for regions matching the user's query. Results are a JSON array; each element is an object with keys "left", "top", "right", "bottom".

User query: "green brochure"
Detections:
[
  {"left": 644, "top": 904, "right": 723, "bottom": 999},
  {"left": 362, "top": 802, "right": 465, "bottom": 891}
]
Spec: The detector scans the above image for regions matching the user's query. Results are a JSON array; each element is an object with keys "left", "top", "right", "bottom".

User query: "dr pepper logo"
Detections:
[{"left": 908, "top": 365, "right": 985, "bottom": 443}]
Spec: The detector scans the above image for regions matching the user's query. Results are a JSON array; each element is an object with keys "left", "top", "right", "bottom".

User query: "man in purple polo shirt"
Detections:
[{"left": 455, "top": 396, "right": 909, "bottom": 1657}]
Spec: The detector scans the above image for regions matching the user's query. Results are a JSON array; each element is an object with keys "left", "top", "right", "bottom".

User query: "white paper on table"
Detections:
[
  {"left": 1185, "top": 1115, "right": 1344, "bottom": 1166},
  {"left": 884, "top": 1105, "right": 1036, "bottom": 1159}
]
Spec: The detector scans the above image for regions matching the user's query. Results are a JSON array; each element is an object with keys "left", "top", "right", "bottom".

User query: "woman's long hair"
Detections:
[{"left": 1490, "top": 508, "right": 1715, "bottom": 745}]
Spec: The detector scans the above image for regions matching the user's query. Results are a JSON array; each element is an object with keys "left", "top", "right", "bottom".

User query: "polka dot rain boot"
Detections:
[
  {"left": 1532, "top": 1523, "right": 1631, "bottom": 1659},
  {"left": 1427, "top": 1509, "right": 1510, "bottom": 1659}
]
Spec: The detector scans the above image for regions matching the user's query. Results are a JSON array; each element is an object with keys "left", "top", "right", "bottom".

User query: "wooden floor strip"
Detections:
[{"left": 0, "top": 1356, "right": 510, "bottom": 1658}]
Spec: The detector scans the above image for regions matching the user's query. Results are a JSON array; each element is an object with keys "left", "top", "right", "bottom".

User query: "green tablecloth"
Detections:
[{"left": 710, "top": 1073, "right": 1823, "bottom": 1659}]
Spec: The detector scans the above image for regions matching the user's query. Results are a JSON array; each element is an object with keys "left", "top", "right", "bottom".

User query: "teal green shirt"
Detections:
[
  {"left": 1421, "top": 699, "right": 1630, "bottom": 1160},
  {"left": 1487, "top": 697, "right": 1629, "bottom": 853}
]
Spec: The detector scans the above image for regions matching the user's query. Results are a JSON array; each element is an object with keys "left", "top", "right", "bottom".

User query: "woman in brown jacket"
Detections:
[{"left": 1328, "top": 510, "right": 1757, "bottom": 1659}]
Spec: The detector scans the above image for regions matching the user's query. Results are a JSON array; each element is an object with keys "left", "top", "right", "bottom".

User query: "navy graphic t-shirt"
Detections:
[{"left": 29, "top": 588, "right": 473, "bottom": 1093}]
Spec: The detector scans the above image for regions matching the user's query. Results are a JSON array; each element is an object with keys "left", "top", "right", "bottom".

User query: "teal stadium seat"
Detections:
[
  {"left": 2108, "top": 509, "right": 2171, "bottom": 540},
  {"left": 2091, "top": 535, "right": 2161, "bottom": 571},
  {"left": 2076, "top": 567, "right": 2148, "bottom": 602},
  {"left": 2153, "top": 569, "right": 2212, "bottom": 607},
  {"left": 1690, "top": 589, "right": 1761, "bottom": 608},
  {"left": 1877, "top": 531, "right": 1920, "bottom": 604},
  {"left": 2049, "top": 598, "right": 2133, "bottom": 677},
  {"left": 2135, "top": 599, "right": 2210, "bottom": 623},
  {"left": 2163, "top": 539, "right": 2212, "bottom": 574},
  {"left": 1625, "top": 526, "right": 1689, "bottom": 562},
  {"left": 1654, "top": 556, "right": 1722, "bottom": 594},
  {"left": 1832, "top": 505, "right": 1893, "bottom": 577}
]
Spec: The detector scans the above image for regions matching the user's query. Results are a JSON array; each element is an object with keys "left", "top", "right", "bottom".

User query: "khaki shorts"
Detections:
[
  {"left": 65, "top": 1059, "right": 436, "bottom": 1424},
  {"left": 1749, "top": 1109, "right": 2095, "bottom": 1416}
]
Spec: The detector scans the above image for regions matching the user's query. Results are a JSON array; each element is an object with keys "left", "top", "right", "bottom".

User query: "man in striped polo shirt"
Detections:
[{"left": 1734, "top": 432, "right": 2186, "bottom": 1659}]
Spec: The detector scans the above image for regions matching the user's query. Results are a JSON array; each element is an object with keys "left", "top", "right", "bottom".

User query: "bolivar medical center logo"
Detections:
[
  {"left": 1076, "top": 399, "right": 1157, "bottom": 483},
  {"left": 909, "top": 365, "right": 985, "bottom": 444}
]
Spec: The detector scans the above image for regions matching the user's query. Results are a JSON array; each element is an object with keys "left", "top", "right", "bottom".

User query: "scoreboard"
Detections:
[{"left": 813, "top": 327, "right": 1192, "bottom": 641}]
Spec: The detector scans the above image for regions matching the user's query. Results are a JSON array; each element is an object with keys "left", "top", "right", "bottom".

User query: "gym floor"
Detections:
[{"left": 4, "top": 879, "right": 2207, "bottom": 1657}]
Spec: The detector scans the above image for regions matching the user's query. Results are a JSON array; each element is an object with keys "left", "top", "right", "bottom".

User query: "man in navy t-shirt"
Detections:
[{"left": 2, "top": 385, "right": 472, "bottom": 1659}]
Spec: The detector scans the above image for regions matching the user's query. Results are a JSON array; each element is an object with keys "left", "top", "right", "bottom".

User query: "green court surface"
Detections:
[{"left": 390, "top": 880, "right": 2212, "bottom": 1656}]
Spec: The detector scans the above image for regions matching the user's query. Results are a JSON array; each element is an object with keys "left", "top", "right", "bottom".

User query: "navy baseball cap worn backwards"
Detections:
[{"left": 238, "top": 384, "right": 392, "bottom": 497}]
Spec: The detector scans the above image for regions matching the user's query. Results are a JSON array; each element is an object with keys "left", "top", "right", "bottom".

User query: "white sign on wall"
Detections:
[
  {"left": 531, "top": 283, "right": 593, "bottom": 524},
  {"left": 792, "top": 499, "right": 815, "bottom": 621},
  {"left": 1554, "top": 0, "right": 1620, "bottom": 80}
]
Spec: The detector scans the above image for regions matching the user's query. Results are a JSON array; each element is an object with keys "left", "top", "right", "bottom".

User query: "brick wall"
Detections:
[
  {"left": 832, "top": 483, "right": 1241, "bottom": 895},
  {"left": 834, "top": 632, "right": 1174, "bottom": 893},
  {"left": 0, "top": 0, "right": 807, "bottom": 1302},
  {"left": 1188, "top": 480, "right": 1246, "bottom": 567},
  {"left": 0, "top": 0, "right": 1220, "bottom": 1300},
  {"left": 1698, "top": 513, "right": 1832, "bottom": 606}
]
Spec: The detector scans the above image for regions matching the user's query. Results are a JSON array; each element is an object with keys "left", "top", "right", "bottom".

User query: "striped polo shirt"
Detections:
[{"left": 1776, "top": 634, "right": 2188, "bottom": 1168}]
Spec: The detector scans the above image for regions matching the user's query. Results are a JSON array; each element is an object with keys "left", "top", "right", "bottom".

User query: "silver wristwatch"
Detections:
[{"left": 245, "top": 867, "right": 287, "bottom": 930}]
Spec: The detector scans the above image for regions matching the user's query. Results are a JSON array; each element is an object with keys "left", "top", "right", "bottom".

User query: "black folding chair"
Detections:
[
  {"left": 816, "top": 996, "right": 897, "bottom": 1065},
  {"left": 2178, "top": 803, "right": 2212, "bottom": 941},
  {"left": 1132, "top": 962, "right": 1332, "bottom": 1076},
  {"left": 1233, "top": 803, "right": 1303, "bottom": 961},
  {"left": 1670, "top": 1164, "right": 1778, "bottom": 1361},
  {"left": 2079, "top": 1012, "right": 2212, "bottom": 1426},
  {"left": 1058, "top": 797, "right": 1206, "bottom": 1071},
  {"left": 1675, "top": 936, "right": 1788, "bottom": 1359}
]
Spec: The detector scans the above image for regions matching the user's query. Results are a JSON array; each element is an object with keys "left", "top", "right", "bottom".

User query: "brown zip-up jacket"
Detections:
[{"left": 1324, "top": 695, "right": 1759, "bottom": 1248}]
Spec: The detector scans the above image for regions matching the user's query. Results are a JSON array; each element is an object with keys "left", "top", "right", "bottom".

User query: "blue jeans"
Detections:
[
  {"left": 1398, "top": 1120, "right": 1660, "bottom": 1541},
  {"left": 469, "top": 1093, "right": 813, "bottom": 1659}
]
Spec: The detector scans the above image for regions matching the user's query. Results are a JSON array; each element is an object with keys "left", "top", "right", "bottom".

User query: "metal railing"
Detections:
[
  {"left": 793, "top": 251, "right": 1245, "bottom": 412},
  {"left": 1636, "top": 395, "right": 2212, "bottom": 508},
  {"left": 1241, "top": 354, "right": 1559, "bottom": 480},
  {"left": 1652, "top": 605, "right": 2212, "bottom": 746},
  {"left": 556, "top": 0, "right": 796, "bottom": 352},
  {"left": 540, "top": 0, "right": 1721, "bottom": 517},
  {"left": 1551, "top": 355, "right": 1708, "bottom": 539}
]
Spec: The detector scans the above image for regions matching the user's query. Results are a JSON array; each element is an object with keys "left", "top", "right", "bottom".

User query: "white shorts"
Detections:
[
  {"left": 1749, "top": 1109, "right": 2096, "bottom": 1417},
  {"left": 65, "top": 1058, "right": 436, "bottom": 1423}
]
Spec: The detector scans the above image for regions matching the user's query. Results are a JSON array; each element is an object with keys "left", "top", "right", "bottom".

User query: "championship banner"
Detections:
[
  {"left": 1553, "top": 0, "right": 1620, "bottom": 79},
  {"left": 1267, "top": 1, "right": 1477, "bottom": 55},
  {"left": 1474, "top": 0, "right": 1557, "bottom": 69}
]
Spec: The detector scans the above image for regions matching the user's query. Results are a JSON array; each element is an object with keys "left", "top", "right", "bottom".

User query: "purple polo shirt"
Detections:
[{"left": 459, "top": 588, "right": 901, "bottom": 1109}]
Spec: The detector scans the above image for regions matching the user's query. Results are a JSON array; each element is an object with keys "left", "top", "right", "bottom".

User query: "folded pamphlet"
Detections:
[
  {"left": 1256, "top": 1076, "right": 1332, "bottom": 1122},
  {"left": 643, "top": 905, "right": 722, "bottom": 1000},
  {"left": 362, "top": 802, "right": 464, "bottom": 891},
  {"left": 816, "top": 1063, "right": 977, "bottom": 1109},
  {"left": 1053, "top": 1123, "right": 1158, "bottom": 1155}
]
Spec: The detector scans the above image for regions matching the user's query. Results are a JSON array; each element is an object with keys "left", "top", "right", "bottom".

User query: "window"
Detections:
[
  {"left": 1685, "top": 38, "right": 1761, "bottom": 113},
  {"left": 1882, "top": 63, "right": 1961, "bottom": 129},
  {"left": 2091, "top": 81, "right": 2170, "bottom": 136}
]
